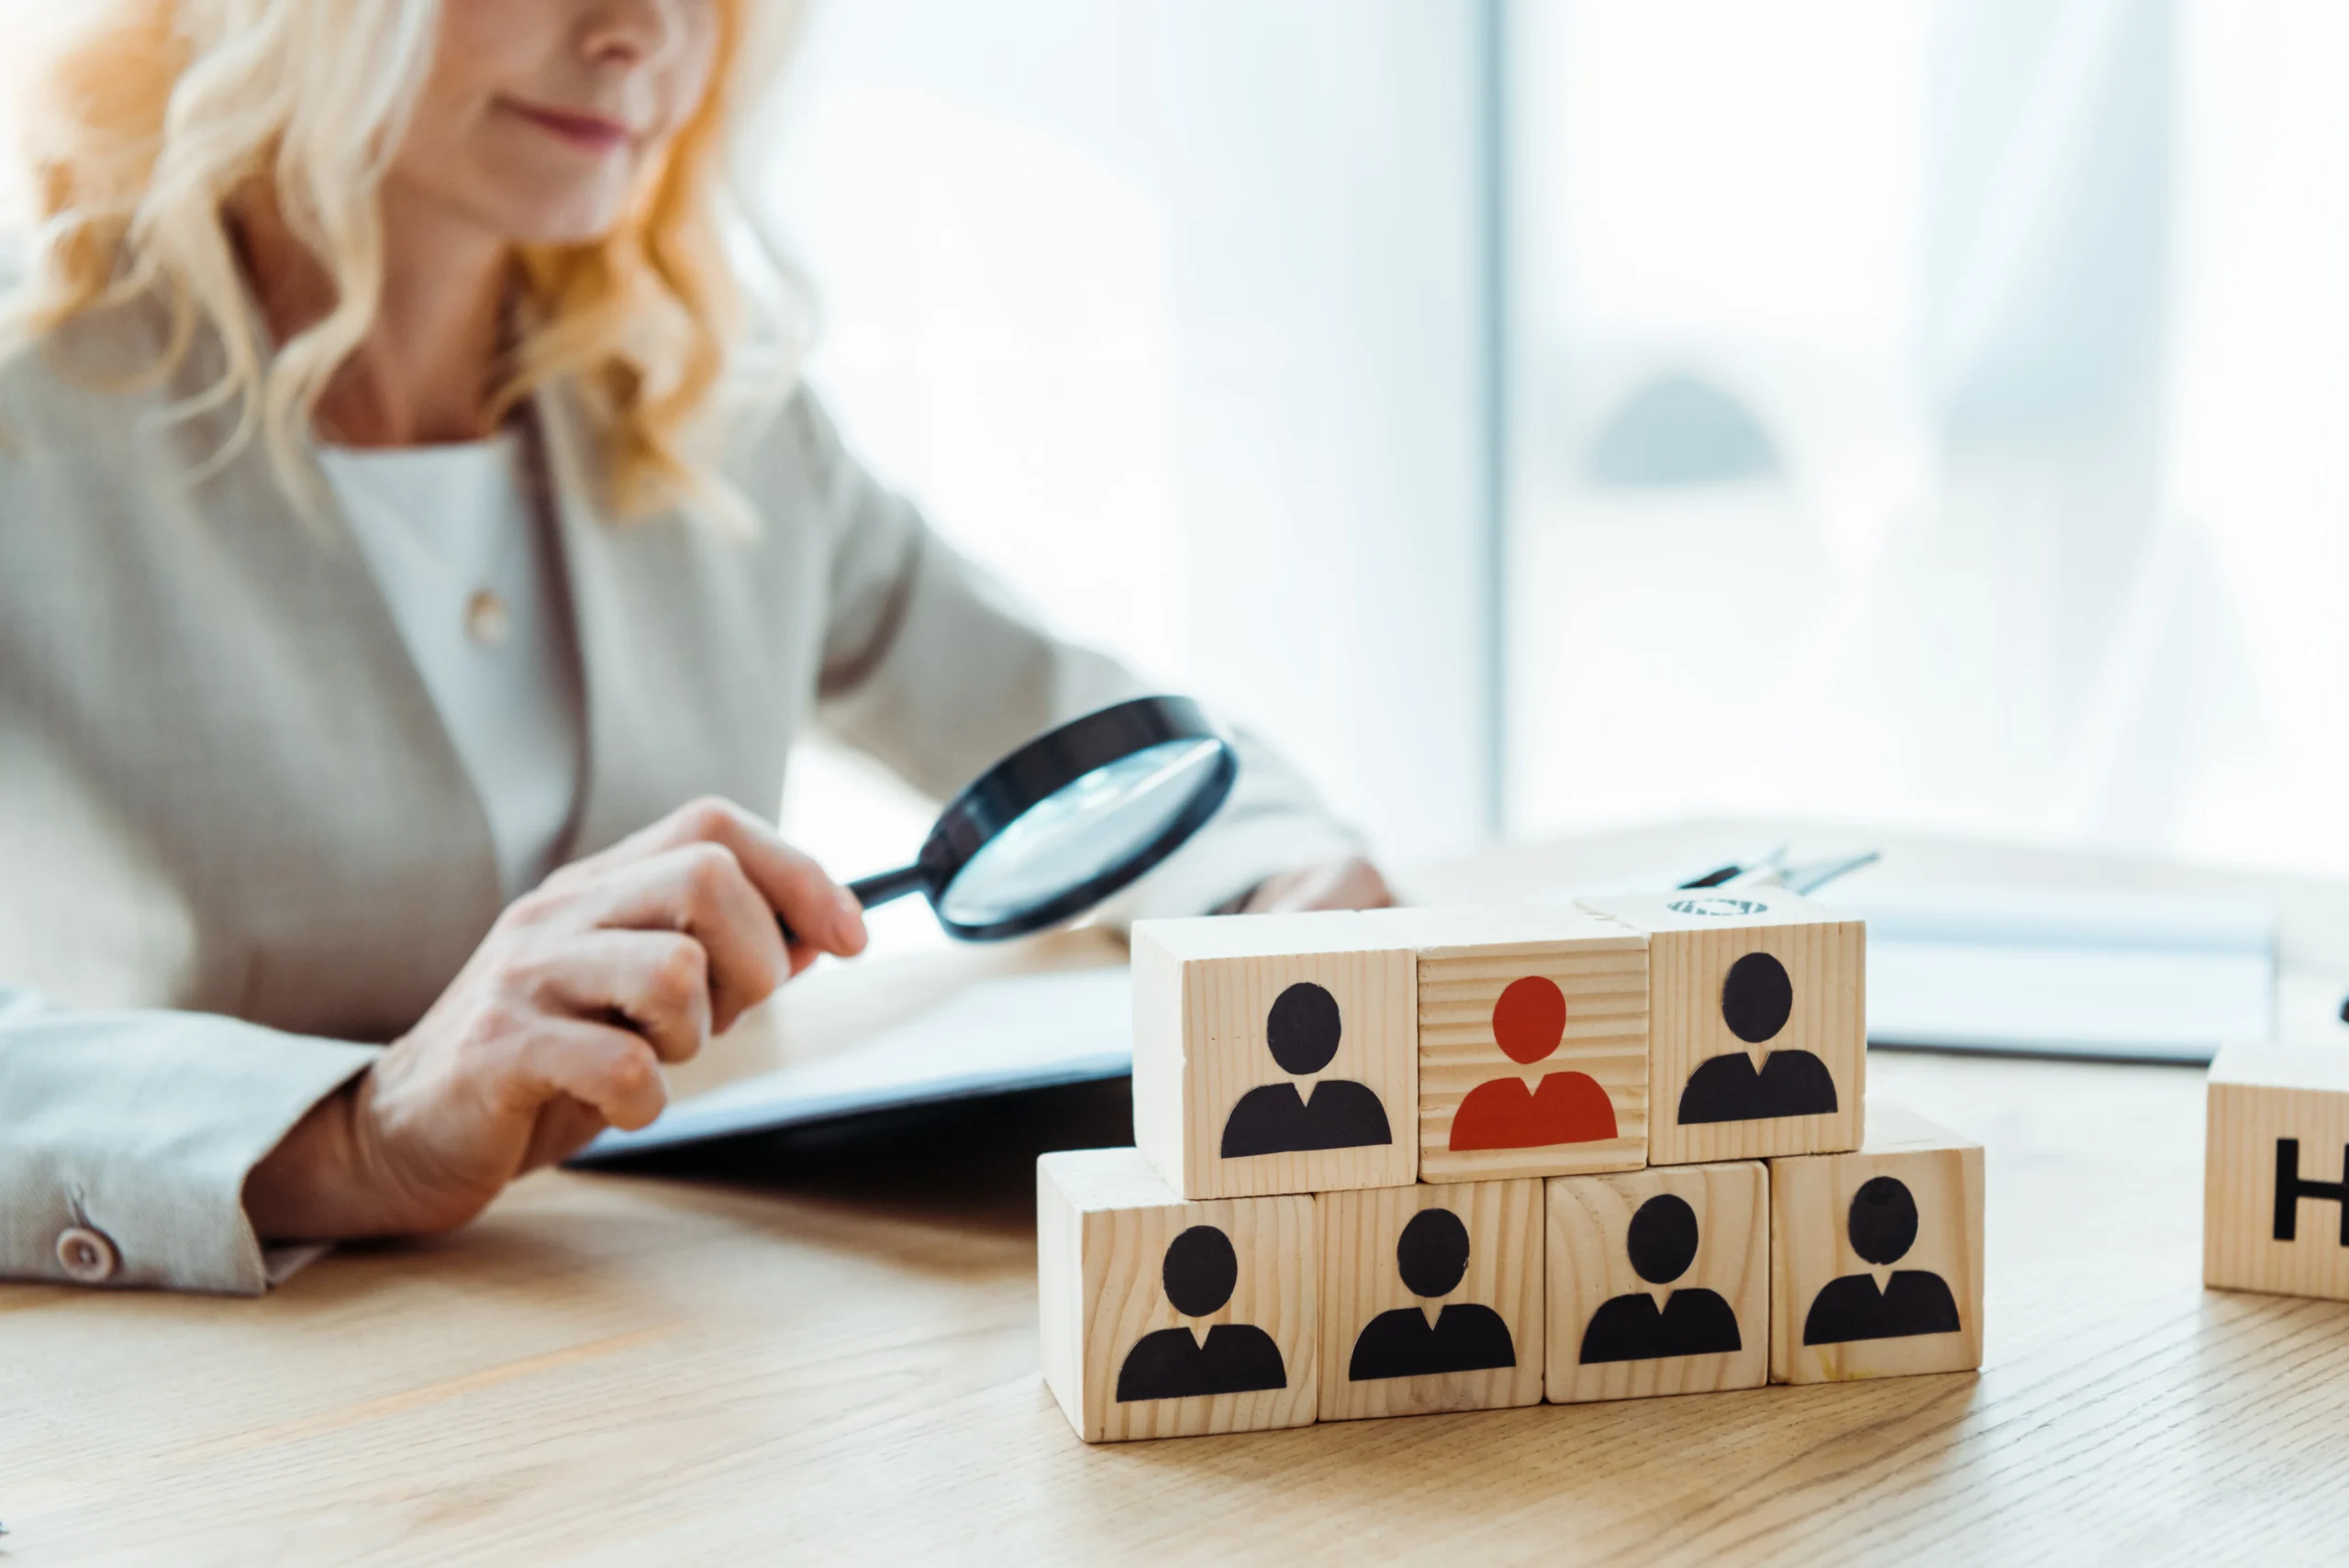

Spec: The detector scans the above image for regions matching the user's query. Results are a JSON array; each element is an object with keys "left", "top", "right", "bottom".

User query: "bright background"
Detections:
[
  {"left": 768, "top": 0, "right": 2349, "bottom": 893},
  {"left": 14, "top": 0, "right": 2349, "bottom": 894},
  {"left": 1505, "top": 0, "right": 2349, "bottom": 879},
  {"left": 752, "top": 0, "right": 1495, "bottom": 897}
]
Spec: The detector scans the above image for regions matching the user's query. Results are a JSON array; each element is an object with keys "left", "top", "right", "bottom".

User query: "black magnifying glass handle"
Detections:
[{"left": 776, "top": 863, "right": 927, "bottom": 945}]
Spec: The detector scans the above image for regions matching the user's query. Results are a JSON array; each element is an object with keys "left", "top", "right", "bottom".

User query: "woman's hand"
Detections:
[
  {"left": 244, "top": 798, "right": 867, "bottom": 1242},
  {"left": 1238, "top": 856, "right": 1397, "bottom": 914}
]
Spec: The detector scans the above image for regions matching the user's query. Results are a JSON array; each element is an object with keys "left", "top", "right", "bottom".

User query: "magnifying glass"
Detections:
[{"left": 791, "top": 695, "right": 1240, "bottom": 942}]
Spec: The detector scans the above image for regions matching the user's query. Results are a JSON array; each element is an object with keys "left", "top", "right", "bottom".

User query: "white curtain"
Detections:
[{"left": 1508, "top": 0, "right": 2349, "bottom": 877}]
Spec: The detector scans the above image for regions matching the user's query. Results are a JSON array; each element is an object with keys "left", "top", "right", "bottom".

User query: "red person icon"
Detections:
[{"left": 1447, "top": 975, "right": 1620, "bottom": 1151}]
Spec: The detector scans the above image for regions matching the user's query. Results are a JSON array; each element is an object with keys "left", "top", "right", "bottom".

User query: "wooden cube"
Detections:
[
  {"left": 1037, "top": 1147, "right": 1318, "bottom": 1442},
  {"left": 1767, "top": 1104, "right": 1984, "bottom": 1385},
  {"left": 1544, "top": 1161, "right": 1768, "bottom": 1403},
  {"left": 2205, "top": 1042, "right": 2349, "bottom": 1302},
  {"left": 1364, "top": 905, "right": 1649, "bottom": 1184},
  {"left": 1132, "top": 911, "right": 1416, "bottom": 1199},
  {"left": 1316, "top": 1179, "right": 1545, "bottom": 1421},
  {"left": 1580, "top": 890, "right": 1865, "bottom": 1165}
]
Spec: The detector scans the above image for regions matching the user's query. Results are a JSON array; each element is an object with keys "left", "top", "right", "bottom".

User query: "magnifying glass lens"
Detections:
[{"left": 936, "top": 738, "right": 1229, "bottom": 928}]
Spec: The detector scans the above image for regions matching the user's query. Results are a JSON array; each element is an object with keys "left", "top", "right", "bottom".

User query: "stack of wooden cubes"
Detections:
[{"left": 1039, "top": 892, "right": 1987, "bottom": 1442}]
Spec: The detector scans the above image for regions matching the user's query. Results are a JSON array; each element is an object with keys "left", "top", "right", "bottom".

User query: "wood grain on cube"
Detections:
[
  {"left": 1317, "top": 1180, "right": 1544, "bottom": 1421},
  {"left": 1580, "top": 890, "right": 1864, "bottom": 1166},
  {"left": 1131, "top": 912, "right": 1416, "bottom": 1199},
  {"left": 1545, "top": 1162, "right": 1768, "bottom": 1403},
  {"left": 2206, "top": 1042, "right": 2349, "bottom": 1302},
  {"left": 1365, "top": 906, "right": 1649, "bottom": 1184},
  {"left": 1037, "top": 1148, "right": 1318, "bottom": 1442},
  {"left": 1768, "top": 1103, "right": 1983, "bottom": 1385}
]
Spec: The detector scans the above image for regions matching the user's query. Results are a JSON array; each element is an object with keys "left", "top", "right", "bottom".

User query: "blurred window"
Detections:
[
  {"left": 12, "top": 0, "right": 2342, "bottom": 897},
  {"left": 1507, "top": 0, "right": 2349, "bottom": 877}
]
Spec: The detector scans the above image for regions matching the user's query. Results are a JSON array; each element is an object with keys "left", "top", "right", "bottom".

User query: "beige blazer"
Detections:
[{"left": 0, "top": 293, "right": 1355, "bottom": 1295}]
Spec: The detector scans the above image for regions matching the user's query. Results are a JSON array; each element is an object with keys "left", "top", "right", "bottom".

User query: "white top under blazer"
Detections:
[{"left": 318, "top": 435, "right": 583, "bottom": 901}]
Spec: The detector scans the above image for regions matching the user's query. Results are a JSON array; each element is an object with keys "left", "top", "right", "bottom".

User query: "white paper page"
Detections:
[
  {"left": 580, "top": 965, "right": 1134, "bottom": 1160},
  {"left": 1826, "top": 884, "right": 2276, "bottom": 1062}
]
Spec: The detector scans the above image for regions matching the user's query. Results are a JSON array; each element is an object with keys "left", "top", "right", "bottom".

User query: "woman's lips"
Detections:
[{"left": 504, "top": 99, "right": 634, "bottom": 156}]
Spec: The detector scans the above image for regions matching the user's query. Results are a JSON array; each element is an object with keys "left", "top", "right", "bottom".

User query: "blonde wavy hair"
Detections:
[{"left": 3, "top": 0, "right": 805, "bottom": 521}]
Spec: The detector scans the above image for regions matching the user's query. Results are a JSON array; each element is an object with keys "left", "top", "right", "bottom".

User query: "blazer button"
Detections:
[
  {"left": 465, "top": 587, "right": 512, "bottom": 647},
  {"left": 56, "top": 1225, "right": 119, "bottom": 1284}
]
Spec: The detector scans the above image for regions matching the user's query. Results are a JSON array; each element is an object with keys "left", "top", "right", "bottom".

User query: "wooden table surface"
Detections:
[{"left": 9, "top": 819, "right": 2349, "bottom": 1565}]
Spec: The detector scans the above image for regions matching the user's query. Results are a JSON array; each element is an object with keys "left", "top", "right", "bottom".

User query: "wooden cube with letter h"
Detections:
[
  {"left": 2205, "top": 1043, "right": 2349, "bottom": 1302},
  {"left": 1545, "top": 1161, "right": 1768, "bottom": 1403},
  {"left": 1580, "top": 889, "right": 1864, "bottom": 1165},
  {"left": 1132, "top": 911, "right": 1416, "bottom": 1198},
  {"left": 1318, "top": 1179, "right": 1544, "bottom": 1420},
  {"left": 1768, "top": 1104, "right": 1984, "bottom": 1384},
  {"left": 1364, "top": 905, "right": 1649, "bottom": 1184},
  {"left": 1037, "top": 1148, "right": 1318, "bottom": 1442}
]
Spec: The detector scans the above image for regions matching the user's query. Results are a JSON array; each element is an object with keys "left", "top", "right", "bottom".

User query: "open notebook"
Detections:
[{"left": 575, "top": 964, "right": 1135, "bottom": 1162}]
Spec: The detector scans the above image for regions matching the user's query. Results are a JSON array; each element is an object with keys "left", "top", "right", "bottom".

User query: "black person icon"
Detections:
[
  {"left": 1219, "top": 981, "right": 1394, "bottom": 1158},
  {"left": 1801, "top": 1176, "right": 1963, "bottom": 1345},
  {"left": 1675, "top": 951, "right": 1841, "bottom": 1124},
  {"left": 1347, "top": 1208, "right": 1516, "bottom": 1381},
  {"left": 1115, "top": 1225, "right": 1288, "bottom": 1402},
  {"left": 1577, "top": 1194, "right": 1743, "bottom": 1363}
]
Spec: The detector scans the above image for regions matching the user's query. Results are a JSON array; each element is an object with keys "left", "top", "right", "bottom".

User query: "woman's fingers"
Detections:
[
  {"left": 540, "top": 929, "right": 714, "bottom": 1065},
  {"left": 290, "top": 799, "right": 881, "bottom": 1248},
  {"left": 576, "top": 843, "right": 791, "bottom": 1032},
  {"left": 1241, "top": 857, "right": 1397, "bottom": 914},
  {"left": 517, "top": 1018, "right": 670, "bottom": 1132},
  {"left": 634, "top": 797, "right": 869, "bottom": 960},
  {"left": 547, "top": 796, "right": 869, "bottom": 961},
  {"left": 518, "top": 1093, "right": 611, "bottom": 1173}
]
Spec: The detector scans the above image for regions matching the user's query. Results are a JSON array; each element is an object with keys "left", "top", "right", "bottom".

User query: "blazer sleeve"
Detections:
[
  {"left": 778, "top": 390, "right": 1365, "bottom": 920},
  {"left": 0, "top": 986, "right": 375, "bottom": 1295}
]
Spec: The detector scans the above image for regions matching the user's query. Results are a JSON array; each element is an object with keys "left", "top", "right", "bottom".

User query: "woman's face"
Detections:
[{"left": 388, "top": 0, "right": 723, "bottom": 246}]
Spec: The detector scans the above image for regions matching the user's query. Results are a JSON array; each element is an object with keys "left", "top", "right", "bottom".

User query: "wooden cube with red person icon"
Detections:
[{"left": 1365, "top": 906, "right": 1650, "bottom": 1184}]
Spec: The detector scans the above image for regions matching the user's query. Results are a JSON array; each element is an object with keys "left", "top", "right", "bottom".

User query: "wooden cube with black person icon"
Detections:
[
  {"left": 1579, "top": 889, "right": 1864, "bottom": 1166},
  {"left": 1316, "top": 1179, "right": 1545, "bottom": 1420},
  {"left": 1037, "top": 1147, "right": 1318, "bottom": 1442},
  {"left": 1131, "top": 911, "right": 1417, "bottom": 1199},
  {"left": 1545, "top": 1161, "right": 1769, "bottom": 1403},
  {"left": 1767, "top": 1104, "right": 1984, "bottom": 1385},
  {"left": 1364, "top": 905, "right": 1650, "bottom": 1184},
  {"left": 2205, "top": 1042, "right": 2349, "bottom": 1302}
]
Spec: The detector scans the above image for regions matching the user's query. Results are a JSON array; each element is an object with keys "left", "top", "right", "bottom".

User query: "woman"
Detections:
[{"left": 0, "top": 0, "right": 1385, "bottom": 1295}]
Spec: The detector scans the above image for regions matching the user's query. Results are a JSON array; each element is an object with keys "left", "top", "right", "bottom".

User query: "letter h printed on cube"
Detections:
[
  {"left": 1580, "top": 889, "right": 1864, "bottom": 1166},
  {"left": 2206, "top": 1042, "right": 2349, "bottom": 1302},
  {"left": 1131, "top": 911, "right": 1417, "bottom": 1199}
]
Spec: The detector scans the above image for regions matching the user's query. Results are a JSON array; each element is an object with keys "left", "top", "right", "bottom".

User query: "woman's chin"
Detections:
[
  {"left": 501, "top": 200, "right": 635, "bottom": 250},
  {"left": 434, "top": 172, "right": 637, "bottom": 252}
]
